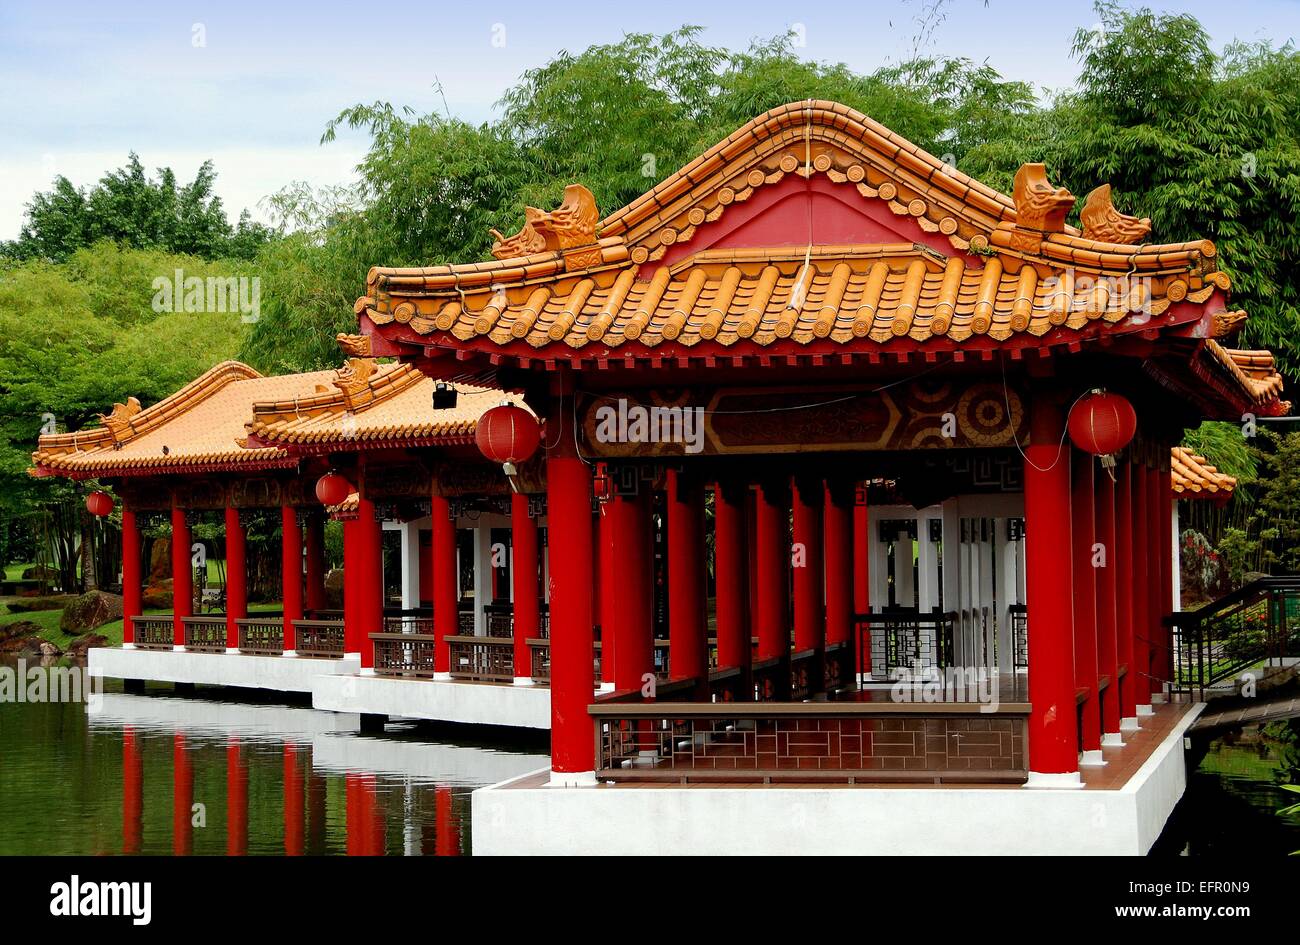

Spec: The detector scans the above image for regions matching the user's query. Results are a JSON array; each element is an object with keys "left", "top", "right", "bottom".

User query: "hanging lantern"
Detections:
[
  {"left": 315, "top": 472, "right": 352, "bottom": 506},
  {"left": 1068, "top": 389, "right": 1137, "bottom": 465},
  {"left": 475, "top": 402, "right": 540, "bottom": 476},
  {"left": 85, "top": 490, "right": 114, "bottom": 517}
]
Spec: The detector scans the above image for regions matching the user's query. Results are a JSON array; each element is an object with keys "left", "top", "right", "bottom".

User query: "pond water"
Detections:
[{"left": 2, "top": 660, "right": 1297, "bottom": 855}]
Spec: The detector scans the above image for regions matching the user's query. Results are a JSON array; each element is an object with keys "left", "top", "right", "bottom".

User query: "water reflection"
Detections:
[{"left": 0, "top": 662, "right": 549, "bottom": 856}]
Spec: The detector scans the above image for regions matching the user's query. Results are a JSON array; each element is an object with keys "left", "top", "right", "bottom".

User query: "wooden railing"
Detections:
[
  {"left": 372, "top": 633, "right": 437, "bottom": 678},
  {"left": 384, "top": 615, "right": 433, "bottom": 635},
  {"left": 1010, "top": 604, "right": 1028, "bottom": 669},
  {"left": 182, "top": 616, "right": 227, "bottom": 653},
  {"left": 293, "top": 619, "right": 344, "bottom": 658},
  {"left": 856, "top": 610, "right": 956, "bottom": 677},
  {"left": 133, "top": 616, "right": 175, "bottom": 650},
  {"left": 236, "top": 617, "right": 284, "bottom": 655},
  {"left": 458, "top": 610, "right": 475, "bottom": 634},
  {"left": 484, "top": 603, "right": 513, "bottom": 638},
  {"left": 448, "top": 635, "right": 514, "bottom": 681},
  {"left": 528, "top": 639, "right": 550, "bottom": 682},
  {"left": 590, "top": 700, "right": 1030, "bottom": 784}
]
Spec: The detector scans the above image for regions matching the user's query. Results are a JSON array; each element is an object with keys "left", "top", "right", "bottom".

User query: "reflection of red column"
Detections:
[
  {"left": 1131, "top": 458, "right": 1151, "bottom": 706},
  {"left": 824, "top": 481, "right": 853, "bottom": 648},
  {"left": 346, "top": 774, "right": 384, "bottom": 856},
  {"left": 667, "top": 470, "right": 707, "bottom": 681},
  {"left": 435, "top": 787, "right": 460, "bottom": 856},
  {"left": 226, "top": 738, "right": 247, "bottom": 856},
  {"left": 1071, "top": 450, "right": 1100, "bottom": 754},
  {"left": 173, "top": 733, "right": 193, "bottom": 856},
  {"left": 357, "top": 496, "right": 383, "bottom": 670},
  {"left": 714, "top": 479, "right": 750, "bottom": 673},
  {"left": 754, "top": 480, "right": 789, "bottom": 660},
  {"left": 307, "top": 773, "right": 327, "bottom": 855},
  {"left": 225, "top": 505, "right": 247, "bottom": 649},
  {"left": 1023, "top": 394, "right": 1079, "bottom": 776},
  {"left": 346, "top": 775, "right": 363, "bottom": 856},
  {"left": 343, "top": 517, "right": 363, "bottom": 656},
  {"left": 1115, "top": 463, "right": 1136, "bottom": 721},
  {"left": 171, "top": 504, "right": 192, "bottom": 645},
  {"left": 431, "top": 493, "right": 457, "bottom": 676},
  {"left": 282, "top": 504, "right": 303, "bottom": 652},
  {"left": 511, "top": 492, "right": 539, "bottom": 682},
  {"left": 122, "top": 727, "right": 142, "bottom": 854},
  {"left": 598, "top": 502, "right": 617, "bottom": 685},
  {"left": 791, "top": 476, "right": 824, "bottom": 653},
  {"left": 610, "top": 490, "right": 653, "bottom": 691},
  {"left": 122, "top": 507, "right": 141, "bottom": 645},
  {"left": 283, "top": 744, "right": 303, "bottom": 856},
  {"left": 852, "top": 485, "right": 871, "bottom": 673},
  {"left": 304, "top": 512, "right": 327, "bottom": 613},
  {"left": 1096, "top": 473, "right": 1121, "bottom": 737}
]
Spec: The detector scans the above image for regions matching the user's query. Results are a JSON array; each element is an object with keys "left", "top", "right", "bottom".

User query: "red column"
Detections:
[
  {"left": 1130, "top": 457, "right": 1152, "bottom": 707},
  {"left": 304, "top": 512, "right": 327, "bottom": 613},
  {"left": 1157, "top": 458, "right": 1175, "bottom": 687},
  {"left": 791, "top": 475, "right": 824, "bottom": 653},
  {"left": 281, "top": 504, "right": 303, "bottom": 652},
  {"left": 511, "top": 491, "right": 540, "bottom": 682},
  {"left": 431, "top": 493, "right": 457, "bottom": 676},
  {"left": 122, "top": 726, "right": 142, "bottom": 854},
  {"left": 225, "top": 505, "right": 247, "bottom": 649},
  {"left": 356, "top": 496, "right": 383, "bottom": 670},
  {"left": 754, "top": 479, "right": 790, "bottom": 660},
  {"left": 121, "top": 506, "right": 141, "bottom": 646},
  {"left": 667, "top": 469, "right": 707, "bottom": 682},
  {"left": 546, "top": 383, "right": 595, "bottom": 779},
  {"left": 1115, "top": 462, "right": 1137, "bottom": 722},
  {"left": 173, "top": 732, "right": 193, "bottom": 856},
  {"left": 343, "top": 517, "right": 363, "bottom": 656},
  {"left": 1071, "top": 449, "right": 1100, "bottom": 756},
  {"left": 824, "top": 480, "right": 854, "bottom": 648},
  {"left": 714, "top": 478, "right": 750, "bottom": 673},
  {"left": 226, "top": 738, "right": 247, "bottom": 856},
  {"left": 284, "top": 743, "right": 304, "bottom": 856},
  {"left": 171, "top": 504, "right": 192, "bottom": 645},
  {"left": 609, "top": 489, "right": 653, "bottom": 691},
  {"left": 853, "top": 485, "right": 871, "bottom": 674},
  {"left": 1023, "top": 394, "right": 1079, "bottom": 777},
  {"left": 1146, "top": 462, "right": 1167, "bottom": 699},
  {"left": 1095, "top": 469, "right": 1121, "bottom": 738},
  {"left": 598, "top": 501, "right": 617, "bottom": 685}
]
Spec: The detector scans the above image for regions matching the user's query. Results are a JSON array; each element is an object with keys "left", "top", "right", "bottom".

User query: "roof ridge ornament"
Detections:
[
  {"left": 336, "top": 332, "right": 373, "bottom": 357},
  {"left": 334, "top": 357, "right": 378, "bottom": 408},
  {"left": 1012, "top": 164, "right": 1075, "bottom": 233},
  {"left": 1080, "top": 184, "right": 1152, "bottom": 244},
  {"left": 491, "top": 184, "right": 601, "bottom": 269},
  {"left": 98, "top": 397, "right": 143, "bottom": 444}
]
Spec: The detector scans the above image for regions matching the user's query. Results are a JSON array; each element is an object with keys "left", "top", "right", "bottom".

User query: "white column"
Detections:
[
  {"left": 398, "top": 521, "right": 421, "bottom": 611},
  {"left": 473, "top": 524, "right": 494, "bottom": 635},
  {"left": 868, "top": 506, "right": 890, "bottom": 610},
  {"left": 999, "top": 519, "right": 1021, "bottom": 673},
  {"left": 940, "top": 499, "right": 961, "bottom": 664},
  {"left": 1172, "top": 502, "right": 1181, "bottom": 612}
]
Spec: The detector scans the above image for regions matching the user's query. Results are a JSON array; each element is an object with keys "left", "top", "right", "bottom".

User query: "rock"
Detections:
[
  {"left": 58, "top": 590, "right": 124, "bottom": 634},
  {"left": 20, "top": 564, "right": 58, "bottom": 582},
  {"left": 6, "top": 596, "right": 68, "bottom": 613},
  {"left": 141, "top": 582, "right": 173, "bottom": 610},
  {"left": 39, "top": 641, "right": 61, "bottom": 657},
  {"left": 0, "top": 621, "right": 46, "bottom": 654},
  {"left": 148, "top": 538, "right": 171, "bottom": 580},
  {"left": 325, "top": 569, "right": 345, "bottom": 609},
  {"left": 0, "top": 620, "right": 44, "bottom": 643},
  {"left": 66, "top": 634, "right": 108, "bottom": 659}
]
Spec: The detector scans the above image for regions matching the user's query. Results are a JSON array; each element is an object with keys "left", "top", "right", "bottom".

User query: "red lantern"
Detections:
[
  {"left": 85, "top": 490, "right": 114, "bottom": 517},
  {"left": 315, "top": 472, "right": 352, "bottom": 506},
  {"left": 1068, "top": 390, "right": 1137, "bottom": 457},
  {"left": 475, "top": 403, "right": 540, "bottom": 470}
]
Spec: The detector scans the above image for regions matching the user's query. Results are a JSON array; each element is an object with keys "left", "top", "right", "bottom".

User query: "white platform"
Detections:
[
  {"left": 311, "top": 673, "right": 551, "bottom": 729},
  {"left": 88, "top": 647, "right": 360, "bottom": 694},
  {"left": 87, "top": 691, "right": 359, "bottom": 737},
  {"left": 310, "top": 731, "right": 549, "bottom": 782},
  {"left": 472, "top": 705, "right": 1205, "bottom": 856}
]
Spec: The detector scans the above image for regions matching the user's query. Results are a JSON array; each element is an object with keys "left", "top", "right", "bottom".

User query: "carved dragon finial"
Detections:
[
  {"left": 1081, "top": 184, "right": 1151, "bottom": 244},
  {"left": 1012, "top": 163, "right": 1075, "bottom": 233},
  {"left": 490, "top": 184, "right": 599, "bottom": 260},
  {"left": 333, "top": 357, "right": 378, "bottom": 403},
  {"left": 335, "top": 332, "right": 373, "bottom": 357},
  {"left": 98, "top": 397, "right": 142, "bottom": 443},
  {"left": 1211, "top": 310, "right": 1248, "bottom": 338}
]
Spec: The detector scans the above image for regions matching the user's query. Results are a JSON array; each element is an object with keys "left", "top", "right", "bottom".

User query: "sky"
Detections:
[{"left": 1, "top": 0, "right": 1297, "bottom": 241}]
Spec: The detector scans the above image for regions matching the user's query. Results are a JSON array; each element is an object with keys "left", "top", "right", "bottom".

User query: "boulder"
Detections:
[
  {"left": 6, "top": 595, "right": 73, "bottom": 614},
  {"left": 0, "top": 619, "right": 43, "bottom": 643},
  {"left": 0, "top": 621, "right": 45, "bottom": 654},
  {"left": 20, "top": 564, "right": 58, "bottom": 582},
  {"left": 66, "top": 634, "right": 108, "bottom": 659},
  {"left": 59, "top": 590, "right": 124, "bottom": 634},
  {"left": 141, "top": 581, "right": 173, "bottom": 610},
  {"left": 39, "top": 641, "right": 62, "bottom": 658},
  {"left": 148, "top": 538, "right": 171, "bottom": 580},
  {"left": 324, "top": 569, "right": 345, "bottom": 609}
]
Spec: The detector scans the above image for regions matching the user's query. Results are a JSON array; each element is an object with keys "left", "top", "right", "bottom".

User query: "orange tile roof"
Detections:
[{"left": 1170, "top": 447, "right": 1237, "bottom": 501}]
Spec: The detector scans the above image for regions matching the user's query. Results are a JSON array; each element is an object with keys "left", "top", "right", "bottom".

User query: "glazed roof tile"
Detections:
[{"left": 1171, "top": 446, "right": 1237, "bottom": 500}]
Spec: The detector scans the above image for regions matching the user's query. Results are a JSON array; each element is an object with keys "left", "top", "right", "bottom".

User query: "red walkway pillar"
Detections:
[
  {"left": 356, "top": 496, "right": 383, "bottom": 670},
  {"left": 853, "top": 484, "right": 871, "bottom": 674},
  {"left": 824, "top": 480, "right": 854, "bottom": 649},
  {"left": 754, "top": 479, "right": 790, "bottom": 661},
  {"left": 1023, "top": 393, "right": 1080, "bottom": 781},
  {"left": 1095, "top": 469, "right": 1121, "bottom": 740},
  {"left": 343, "top": 517, "right": 363, "bottom": 656},
  {"left": 226, "top": 738, "right": 247, "bottom": 856},
  {"left": 171, "top": 503, "right": 192, "bottom": 646},
  {"left": 610, "top": 488, "right": 653, "bottom": 691},
  {"left": 225, "top": 505, "right": 247, "bottom": 649},
  {"left": 1115, "top": 462, "right": 1137, "bottom": 725},
  {"left": 667, "top": 469, "right": 707, "bottom": 682},
  {"left": 284, "top": 743, "right": 304, "bottom": 856},
  {"left": 792, "top": 475, "right": 825, "bottom": 654},
  {"left": 304, "top": 511, "right": 327, "bottom": 613},
  {"left": 121, "top": 505, "right": 142, "bottom": 646},
  {"left": 431, "top": 493, "right": 457, "bottom": 677},
  {"left": 122, "top": 727, "right": 142, "bottom": 854},
  {"left": 173, "top": 732, "right": 193, "bottom": 856},
  {"left": 545, "top": 381, "right": 595, "bottom": 782},
  {"left": 598, "top": 499, "right": 617, "bottom": 686},
  {"left": 714, "top": 478, "right": 750, "bottom": 673},
  {"left": 511, "top": 491, "right": 540, "bottom": 684},
  {"left": 1130, "top": 457, "right": 1152, "bottom": 709},
  {"left": 1152, "top": 460, "right": 1173, "bottom": 695},
  {"left": 281, "top": 504, "right": 303, "bottom": 652},
  {"left": 1071, "top": 449, "right": 1101, "bottom": 759}
]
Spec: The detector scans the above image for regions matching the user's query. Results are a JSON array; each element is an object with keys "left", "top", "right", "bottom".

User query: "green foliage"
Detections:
[{"left": 1182, "top": 421, "right": 1260, "bottom": 482}]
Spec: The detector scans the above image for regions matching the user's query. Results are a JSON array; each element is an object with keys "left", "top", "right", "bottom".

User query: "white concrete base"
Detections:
[
  {"left": 1024, "top": 770, "right": 1084, "bottom": 789},
  {"left": 512, "top": 676, "right": 536, "bottom": 687},
  {"left": 1151, "top": 691, "right": 1167, "bottom": 704},
  {"left": 597, "top": 682, "right": 616, "bottom": 693},
  {"left": 1101, "top": 732, "right": 1126, "bottom": 748},
  {"left": 87, "top": 647, "right": 360, "bottom": 694},
  {"left": 311, "top": 673, "right": 551, "bottom": 729},
  {"left": 1120, "top": 716, "right": 1141, "bottom": 732},
  {"left": 1137, "top": 704, "right": 1155, "bottom": 717},
  {"left": 548, "top": 770, "right": 597, "bottom": 787},
  {"left": 472, "top": 705, "right": 1205, "bottom": 855},
  {"left": 1080, "top": 749, "right": 1107, "bottom": 767},
  {"left": 88, "top": 691, "right": 358, "bottom": 737}
]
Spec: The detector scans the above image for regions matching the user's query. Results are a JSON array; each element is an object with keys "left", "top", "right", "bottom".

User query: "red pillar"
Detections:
[
  {"left": 824, "top": 480, "right": 854, "bottom": 648},
  {"left": 121, "top": 506, "right": 141, "bottom": 646},
  {"left": 1146, "top": 461, "right": 1167, "bottom": 699},
  {"left": 171, "top": 503, "right": 192, "bottom": 645},
  {"left": 1071, "top": 449, "right": 1100, "bottom": 756},
  {"left": 431, "top": 493, "right": 457, "bottom": 676},
  {"left": 598, "top": 501, "right": 617, "bottom": 685},
  {"left": 304, "top": 512, "right": 327, "bottom": 613},
  {"left": 609, "top": 489, "right": 653, "bottom": 691},
  {"left": 667, "top": 469, "right": 707, "bottom": 681},
  {"left": 356, "top": 496, "right": 383, "bottom": 670},
  {"left": 173, "top": 732, "right": 193, "bottom": 856},
  {"left": 791, "top": 475, "right": 825, "bottom": 653},
  {"left": 1157, "top": 458, "right": 1175, "bottom": 686},
  {"left": 1023, "top": 394, "right": 1079, "bottom": 777},
  {"left": 343, "top": 517, "right": 363, "bottom": 656},
  {"left": 754, "top": 479, "right": 790, "bottom": 661},
  {"left": 1130, "top": 457, "right": 1152, "bottom": 707},
  {"left": 226, "top": 738, "right": 247, "bottom": 856},
  {"left": 546, "top": 382, "right": 595, "bottom": 779},
  {"left": 714, "top": 478, "right": 750, "bottom": 673},
  {"left": 122, "top": 727, "right": 142, "bottom": 854},
  {"left": 281, "top": 504, "right": 303, "bottom": 652},
  {"left": 1115, "top": 462, "right": 1137, "bottom": 722},
  {"left": 853, "top": 485, "right": 871, "bottom": 674},
  {"left": 1095, "top": 469, "right": 1121, "bottom": 738},
  {"left": 284, "top": 743, "right": 304, "bottom": 856},
  {"left": 225, "top": 505, "right": 247, "bottom": 649},
  {"left": 511, "top": 491, "right": 540, "bottom": 682}
]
